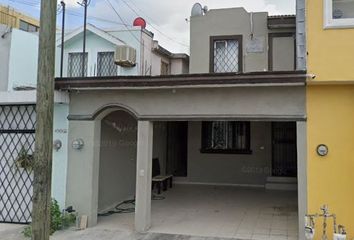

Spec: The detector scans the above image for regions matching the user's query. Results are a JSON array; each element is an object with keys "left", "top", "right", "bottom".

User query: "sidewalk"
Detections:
[{"left": 0, "top": 223, "right": 239, "bottom": 240}]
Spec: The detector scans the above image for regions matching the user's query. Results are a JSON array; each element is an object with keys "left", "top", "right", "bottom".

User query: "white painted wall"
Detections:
[
  {"left": 7, "top": 29, "right": 38, "bottom": 90},
  {"left": 0, "top": 24, "right": 11, "bottom": 91},
  {"left": 52, "top": 103, "right": 69, "bottom": 209},
  {"left": 186, "top": 121, "right": 272, "bottom": 186}
]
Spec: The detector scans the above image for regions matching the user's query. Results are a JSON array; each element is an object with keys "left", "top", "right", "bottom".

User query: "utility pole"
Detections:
[
  {"left": 31, "top": 0, "right": 57, "bottom": 239},
  {"left": 78, "top": 0, "right": 90, "bottom": 77},
  {"left": 60, "top": 1, "right": 66, "bottom": 78}
]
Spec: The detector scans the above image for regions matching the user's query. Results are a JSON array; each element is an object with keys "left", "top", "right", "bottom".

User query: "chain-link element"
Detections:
[
  {"left": 68, "top": 52, "right": 88, "bottom": 77},
  {"left": 213, "top": 40, "right": 239, "bottom": 73},
  {"left": 97, "top": 52, "right": 117, "bottom": 77},
  {"left": 0, "top": 105, "right": 36, "bottom": 223}
]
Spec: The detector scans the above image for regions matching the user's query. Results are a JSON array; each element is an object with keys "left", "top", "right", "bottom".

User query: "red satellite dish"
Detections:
[{"left": 133, "top": 17, "right": 147, "bottom": 29}]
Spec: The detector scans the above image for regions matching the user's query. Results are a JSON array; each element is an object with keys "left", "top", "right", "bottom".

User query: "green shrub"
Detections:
[{"left": 23, "top": 199, "right": 76, "bottom": 238}]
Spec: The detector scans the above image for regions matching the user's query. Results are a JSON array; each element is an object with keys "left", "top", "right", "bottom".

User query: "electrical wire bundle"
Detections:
[{"left": 98, "top": 194, "right": 165, "bottom": 217}]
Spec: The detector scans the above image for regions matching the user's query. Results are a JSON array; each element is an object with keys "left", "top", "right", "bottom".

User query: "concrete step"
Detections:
[
  {"left": 265, "top": 182, "right": 297, "bottom": 191},
  {"left": 265, "top": 177, "right": 297, "bottom": 191},
  {"left": 266, "top": 176, "right": 297, "bottom": 183}
]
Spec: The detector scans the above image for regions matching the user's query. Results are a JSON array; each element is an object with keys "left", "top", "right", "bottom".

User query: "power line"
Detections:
[
  {"left": 103, "top": 0, "right": 147, "bottom": 47},
  {"left": 6, "top": 0, "right": 130, "bottom": 27},
  {"left": 121, "top": 0, "right": 189, "bottom": 49}
]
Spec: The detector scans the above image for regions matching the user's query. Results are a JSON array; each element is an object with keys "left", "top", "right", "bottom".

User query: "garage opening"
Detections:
[{"left": 97, "top": 119, "right": 299, "bottom": 239}]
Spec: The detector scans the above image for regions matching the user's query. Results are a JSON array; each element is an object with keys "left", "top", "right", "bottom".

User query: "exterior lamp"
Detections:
[
  {"left": 53, "top": 139, "right": 62, "bottom": 151},
  {"left": 72, "top": 138, "right": 84, "bottom": 150}
]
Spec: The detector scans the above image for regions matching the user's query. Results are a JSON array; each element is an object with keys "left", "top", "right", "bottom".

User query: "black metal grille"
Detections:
[
  {"left": 68, "top": 52, "right": 88, "bottom": 77},
  {"left": 213, "top": 40, "right": 239, "bottom": 73},
  {"left": 0, "top": 105, "right": 36, "bottom": 223},
  {"left": 97, "top": 52, "right": 117, "bottom": 76}
]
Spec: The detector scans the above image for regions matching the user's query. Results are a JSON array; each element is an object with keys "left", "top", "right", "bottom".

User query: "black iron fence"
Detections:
[{"left": 0, "top": 105, "right": 36, "bottom": 223}]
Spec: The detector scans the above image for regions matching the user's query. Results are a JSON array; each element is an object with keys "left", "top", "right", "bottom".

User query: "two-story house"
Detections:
[
  {"left": 306, "top": 0, "right": 354, "bottom": 238},
  {"left": 55, "top": 6, "right": 307, "bottom": 240},
  {"left": 0, "top": 24, "right": 69, "bottom": 224}
]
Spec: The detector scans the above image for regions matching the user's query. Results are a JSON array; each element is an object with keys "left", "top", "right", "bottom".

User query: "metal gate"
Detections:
[
  {"left": 0, "top": 105, "right": 36, "bottom": 223},
  {"left": 272, "top": 122, "right": 297, "bottom": 177}
]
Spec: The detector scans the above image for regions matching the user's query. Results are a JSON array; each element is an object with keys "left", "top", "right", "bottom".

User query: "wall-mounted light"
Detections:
[
  {"left": 72, "top": 138, "right": 84, "bottom": 150},
  {"left": 316, "top": 144, "right": 328, "bottom": 156},
  {"left": 53, "top": 139, "right": 62, "bottom": 151}
]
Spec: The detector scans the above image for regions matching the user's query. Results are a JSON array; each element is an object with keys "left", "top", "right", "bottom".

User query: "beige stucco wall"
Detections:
[
  {"left": 189, "top": 8, "right": 295, "bottom": 74},
  {"left": 97, "top": 112, "right": 168, "bottom": 212},
  {"left": 272, "top": 37, "right": 295, "bottom": 71},
  {"left": 98, "top": 111, "right": 137, "bottom": 212},
  {"left": 69, "top": 86, "right": 306, "bottom": 121},
  {"left": 190, "top": 8, "right": 268, "bottom": 73},
  {"left": 187, "top": 121, "right": 272, "bottom": 186}
]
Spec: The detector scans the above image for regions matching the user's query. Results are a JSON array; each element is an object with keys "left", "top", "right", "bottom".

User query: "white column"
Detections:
[
  {"left": 297, "top": 121, "right": 307, "bottom": 240},
  {"left": 135, "top": 120, "right": 154, "bottom": 232}
]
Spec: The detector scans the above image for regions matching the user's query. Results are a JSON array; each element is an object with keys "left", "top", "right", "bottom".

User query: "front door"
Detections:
[{"left": 272, "top": 122, "right": 297, "bottom": 177}]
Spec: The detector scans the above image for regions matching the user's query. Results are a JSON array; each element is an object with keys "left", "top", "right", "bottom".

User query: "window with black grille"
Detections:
[
  {"left": 201, "top": 121, "right": 251, "bottom": 154},
  {"left": 210, "top": 35, "right": 243, "bottom": 73},
  {"left": 97, "top": 52, "right": 117, "bottom": 76},
  {"left": 161, "top": 61, "right": 169, "bottom": 75},
  {"left": 68, "top": 52, "right": 88, "bottom": 77}
]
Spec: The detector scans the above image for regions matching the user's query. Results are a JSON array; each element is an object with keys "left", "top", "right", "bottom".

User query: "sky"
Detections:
[{"left": 0, "top": 0, "right": 295, "bottom": 53}]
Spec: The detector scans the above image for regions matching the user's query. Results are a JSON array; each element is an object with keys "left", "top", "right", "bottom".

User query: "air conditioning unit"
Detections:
[{"left": 114, "top": 46, "right": 137, "bottom": 67}]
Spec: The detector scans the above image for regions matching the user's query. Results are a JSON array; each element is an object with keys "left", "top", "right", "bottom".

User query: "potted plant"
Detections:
[{"left": 15, "top": 147, "right": 34, "bottom": 171}]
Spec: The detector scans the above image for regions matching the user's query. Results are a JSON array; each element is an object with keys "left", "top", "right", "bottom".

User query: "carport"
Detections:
[{"left": 55, "top": 71, "right": 307, "bottom": 239}]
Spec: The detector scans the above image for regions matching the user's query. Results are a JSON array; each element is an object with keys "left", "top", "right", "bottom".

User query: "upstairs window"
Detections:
[
  {"left": 201, "top": 121, "right": 251, "bottom": 154},
  {"left": 68, "top": 52, "right": 88, "bottom": 77},
  {"left": 161, "top": 61, "right": 169, "bottom": 75},
  {"left": 97, "top": 52, "right": 117, "bottom": 76},
  {"left": 324, "top": 0, "right": 354, "bottom": 28},
  {"left": 210, "top": 35, "right": 243, "bottom": 73},
  {"left": 19, "top": 20, "right": 39, "bottom": 32}
]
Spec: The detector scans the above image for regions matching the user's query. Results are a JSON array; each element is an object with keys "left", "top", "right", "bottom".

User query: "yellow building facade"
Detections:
[
  {"left": 0, "top": 5, "right": 39, "bottom": 31},
  {"left": 307, "top": 0, "right": 354, "bottom": 238}
]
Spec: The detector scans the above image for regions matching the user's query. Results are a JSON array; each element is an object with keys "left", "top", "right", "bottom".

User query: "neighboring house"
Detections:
[
  {"left": 55, "top": 23, "right": 189, "bottom": 78},
  {"left": 55, "top": 6, "right": 308, "bottom": 240},
  {"left": 306, "top": 0, "right": 354, "bottom": 237},
  {"left": 0, "top": 5, "right": 39, "bottom": 32},
  {"left": 0, "top": 24, "right": 68, "bottom": 224}
]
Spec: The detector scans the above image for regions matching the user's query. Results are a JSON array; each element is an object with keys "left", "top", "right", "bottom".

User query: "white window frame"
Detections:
[{"left": 324, "top": 0, "right": 354, "bottom": 29}]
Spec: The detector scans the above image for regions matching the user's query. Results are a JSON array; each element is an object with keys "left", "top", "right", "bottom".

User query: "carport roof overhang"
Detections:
[{"left": 55, "top": 71, "right": 307, "bottom": 90}]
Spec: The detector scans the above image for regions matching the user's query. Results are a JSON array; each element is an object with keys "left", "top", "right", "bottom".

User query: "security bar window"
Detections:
[
  {"left": 201, "top": 121, "right": 251, "bottom": 154},
  {"left": 210, "top": 35, "right": 242, "bottom": 73},
  {"left": 97, "top": 52, "right": 117, "bottom": 76},
  {"left": 68, "top": 52, "right": 88, "bottom": 77},
  {"left": 324, "top": 0, "right": 354, "bottom": 28}
]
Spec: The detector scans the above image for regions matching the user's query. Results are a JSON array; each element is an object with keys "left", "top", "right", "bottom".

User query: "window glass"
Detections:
[
  {"left": 19, "top": 20, "right": 28, "bottom": 31},
  {"left": 97, "top": 52, "right": 117, "bottom": 76},
  {"left": 201, "top": 121, "right": 250, "bottom": 153},
  {"left": 213, "top": 39, "right": 239, "bottom": 73},
  {"left": 333, "top": 0, "right": 354, "bottom": 19},
  {"left": 68, "top": 52, "right": 88, "bottom": 77}
]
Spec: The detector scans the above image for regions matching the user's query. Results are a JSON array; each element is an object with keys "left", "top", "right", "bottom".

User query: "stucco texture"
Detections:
[
  {"left": 307, "top": 0, "right": 354, "bottom": 81},
  {"left": 307, "top": 85, "right": 354, "bottom": 239}
]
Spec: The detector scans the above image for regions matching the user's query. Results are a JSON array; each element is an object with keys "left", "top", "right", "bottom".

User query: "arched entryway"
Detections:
[{"left": 97, "top": 110, "right": 137, "bottom": 229}]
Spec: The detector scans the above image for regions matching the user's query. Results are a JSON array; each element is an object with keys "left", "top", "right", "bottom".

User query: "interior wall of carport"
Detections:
[{"left": 186, "top": 121, "right": 272, "bottom": 186}]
